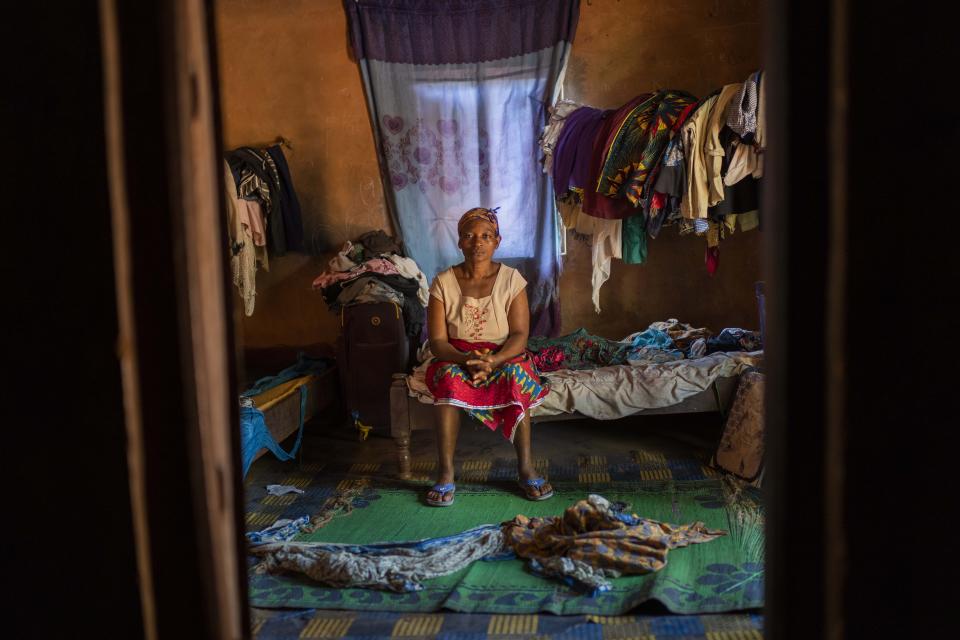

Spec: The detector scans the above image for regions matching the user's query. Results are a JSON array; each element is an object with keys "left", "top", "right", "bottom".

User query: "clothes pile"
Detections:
[
  {"left": 312, "top": 229, "right": 429, "bottom": 340},
  {"left": 538, "top": 72, "right": 765, "bottom": 311},
  {"left": 247, "top": 494, "right": 725, "bottom": 596},
  {"left": 523, "top": 320, "right": 761, "bottom": 372},
  {"left": 224, "top": 143, "right": 305, "bottom": 316}
]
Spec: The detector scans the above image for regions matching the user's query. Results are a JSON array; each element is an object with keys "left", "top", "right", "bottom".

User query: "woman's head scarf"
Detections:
[{"left": 457, "top": 207, "right": 501, "bottom": 238}]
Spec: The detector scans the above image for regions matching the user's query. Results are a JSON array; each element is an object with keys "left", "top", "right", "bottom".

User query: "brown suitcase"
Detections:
[
  {"left": 336, "top": 302, "right": 410, "bottom": 432},
  {"left": 713, "top": 369, "right": 765, "bottom": 484}
]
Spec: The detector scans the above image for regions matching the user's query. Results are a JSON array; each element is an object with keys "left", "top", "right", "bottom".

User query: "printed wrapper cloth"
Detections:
[{"left": 425, "top": 338, "right": 549, "bottom": 442}]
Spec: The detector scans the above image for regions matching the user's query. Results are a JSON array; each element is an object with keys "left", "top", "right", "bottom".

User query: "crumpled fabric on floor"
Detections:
[
  {"left": 246, "top": 515, "right": 310, "bottom": 544},
  {"left": 503, "top": 495, "right": 726, "bottom": 593},
  {"left": 249, "top": 524, "right": 505, "bottom": 593}
]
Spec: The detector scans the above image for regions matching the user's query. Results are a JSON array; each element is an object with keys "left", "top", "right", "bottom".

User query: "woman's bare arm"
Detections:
[
  {"left": 427, "top": 295, "right": 470, "bottom": 365},
  {"left": 487, "top": 288, "right": 530, "bottom": 367}
]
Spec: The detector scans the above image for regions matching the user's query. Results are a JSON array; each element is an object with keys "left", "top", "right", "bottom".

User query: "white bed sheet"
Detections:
[{"left": 405, "top": 351, "right": 763, "bottom": 420}]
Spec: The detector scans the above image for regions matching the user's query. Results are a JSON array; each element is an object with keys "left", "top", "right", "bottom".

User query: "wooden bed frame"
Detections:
[{"left": 389, "top": 372, "right": 739, "bottom": 479}]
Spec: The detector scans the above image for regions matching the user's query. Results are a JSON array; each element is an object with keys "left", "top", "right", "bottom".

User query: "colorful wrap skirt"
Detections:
[{"left": 425, "top": 339, "right": 550, "bottom": 442}]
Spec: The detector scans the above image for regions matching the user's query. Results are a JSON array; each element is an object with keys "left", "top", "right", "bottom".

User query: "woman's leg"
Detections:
[
  {"left": 513, "top": 413, "right": 552, "bottom": 497},
  {"left": 427, "top": 404, "right": 460, "bottom": 503}
]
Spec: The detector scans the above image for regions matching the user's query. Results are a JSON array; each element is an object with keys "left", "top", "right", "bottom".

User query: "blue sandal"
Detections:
[
  {"left": 519, "top": 477, "right": 554, "bottom": 501},
  {"left": 426, "top": 482, "right": 456, "bottom": 507}
]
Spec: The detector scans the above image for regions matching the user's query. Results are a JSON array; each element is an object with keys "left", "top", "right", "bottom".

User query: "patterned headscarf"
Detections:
[{"left": 457, "top": 207, "right": 501, "bottom": 238}]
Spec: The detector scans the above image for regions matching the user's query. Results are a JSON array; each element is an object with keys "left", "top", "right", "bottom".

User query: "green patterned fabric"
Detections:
[
  {"left": 527, "top": 328, "right": 633, "bottom": 370},
  {"left": 247, "top": 454, "right": 764, "bottom": 615},
  {"left": 597, "top": 90, "right": 698, "bottom": 206}
]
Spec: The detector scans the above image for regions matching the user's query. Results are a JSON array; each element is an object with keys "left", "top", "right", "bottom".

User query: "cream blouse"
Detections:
[{"left": 429, "top": 265, "right": 527, "bottom": 345}]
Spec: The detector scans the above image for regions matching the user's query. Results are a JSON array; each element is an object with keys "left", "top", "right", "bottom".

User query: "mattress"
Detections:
[{"left": 405, "top": 351, "right": 763, "bottom": 421}]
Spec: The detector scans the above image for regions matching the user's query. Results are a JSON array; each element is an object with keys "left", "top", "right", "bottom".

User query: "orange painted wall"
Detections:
[{"left": 214, "top": 0, "right": 763, "bottom": 349}]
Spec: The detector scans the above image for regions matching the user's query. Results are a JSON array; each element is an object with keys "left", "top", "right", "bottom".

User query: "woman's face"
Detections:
[{"left": 458, "top": 219, "right": 500, "bottom": 261}]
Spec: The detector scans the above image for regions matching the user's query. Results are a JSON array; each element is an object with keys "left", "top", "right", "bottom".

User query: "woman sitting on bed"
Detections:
[{"left": 424, "top": 207, "right": 553, "bottom": 507}]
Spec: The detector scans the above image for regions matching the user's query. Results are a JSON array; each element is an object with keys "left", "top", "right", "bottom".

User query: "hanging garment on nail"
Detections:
[
  {"left": 265, "top": 144, "right": 305, "bottom": 252},
  {"left": 227, "top": 146, "right": 286, "bottom": 256},
  {"left": 224, "top": 160, "right": 258, "bottom": 316},
  {"left": 574, "top": 213, "right": 622, "bottom": 313}
]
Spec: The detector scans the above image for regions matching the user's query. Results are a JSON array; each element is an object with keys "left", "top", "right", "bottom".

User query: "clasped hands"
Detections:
[{"left": 465, "top": 348, "right": 497, "bottom": 385}]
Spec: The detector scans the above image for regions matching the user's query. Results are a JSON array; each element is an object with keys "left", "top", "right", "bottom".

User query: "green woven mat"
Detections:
[{"left": 247, "top": 476, "right": 763, "bottom": 614}]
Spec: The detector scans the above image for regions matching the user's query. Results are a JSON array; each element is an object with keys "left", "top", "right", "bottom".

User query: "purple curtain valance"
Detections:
[{"left": 346, "top": 0, "right": 580, "bottom": 65}]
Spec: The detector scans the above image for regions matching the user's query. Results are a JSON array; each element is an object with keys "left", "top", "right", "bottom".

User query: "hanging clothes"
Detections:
[
  {"left": 552, "top": 106, "right": 610, "bottom": 199},
  {"left": 705, "top": 83, "right": 745, "bottom": 208},
  {"left": 648, "top": 133, "right": 686, "bottom": 238},
  {"left": 724, "top": 139, "right": 763, "bottom": 185},
  {"left": 580, "top": 93, "right": 655, "bottom": 219},
  {"left": 621, "top": 214, "right": 647, "bottom": 265},
  {"left": 738, "top": 210, "right": 760, "bottom": 231},
  {"left": 224, "top": 160, "right": 257, "bottom": 316},
  {"left": 265, "top": 144, "right": 305, "bottom": 252},
  {"left": 753, "top": 72, "right": 767, "bottom": 179},
  {"left": 574, "top": 212, "right": 622, "bottom": 313},
  {"left": 725, "top": 72, "right": 760, "bottom": 141},
  {"left": 556, "top": 198, "right": 582, "bottom": 230},
  {"left": 597, "top": 90, "right": 698, "bottom": 207},
  {"left": 227, "top": 146, "right": 287, "bottom": 256},
  {"left": 680, "top": 93, "right": 720, "bottom": 220},
  {"left": 540, "top": 99, "right": 582, "bottom": 175}
]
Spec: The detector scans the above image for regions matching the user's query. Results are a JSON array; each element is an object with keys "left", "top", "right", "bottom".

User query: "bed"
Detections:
[{"left": 389, "top": 348, "right": 763, "bottom": 478}]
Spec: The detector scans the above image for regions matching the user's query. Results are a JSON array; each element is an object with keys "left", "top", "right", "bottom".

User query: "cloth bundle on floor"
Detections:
[
  {"left": 503, "top": 494, "right": 726, "bottom": 594},
  {"left": 249, "top": 524, "right": 505, "bottom": 593}
]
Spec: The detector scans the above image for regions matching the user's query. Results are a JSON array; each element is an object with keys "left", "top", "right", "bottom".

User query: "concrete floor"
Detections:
[{"left": 247, "top": 409, "right": 749, "bottom": 637}]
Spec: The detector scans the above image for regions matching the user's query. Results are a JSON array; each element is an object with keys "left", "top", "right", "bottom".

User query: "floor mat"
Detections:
[
  {"left": 252, "top": 609, "right": 764, "bottom": 639},
  {"left": 245, "top": 452, "right": 764, "bottom": 615}
]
